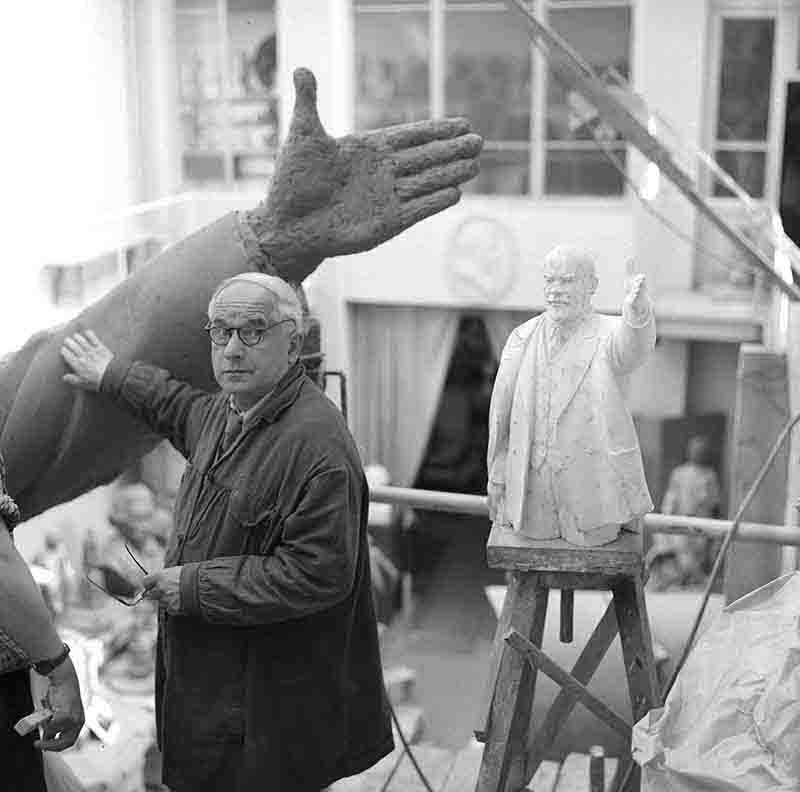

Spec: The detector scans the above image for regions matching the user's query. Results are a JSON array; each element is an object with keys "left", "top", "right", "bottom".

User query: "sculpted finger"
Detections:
[
  {"left": 396, "top": 187, "right": 462, "bottom": 232},
  {"left": 286, "top": 67, "right": 327, "bottom": 140},
  {"left": 396, "top": 159, "right": 479, "bottom": 201},
  {"left": 368, "top": 117, "right": 473, "bottom": 151},
  {"left": 393, "top": 133, "right": 484, "bottom": 176}
]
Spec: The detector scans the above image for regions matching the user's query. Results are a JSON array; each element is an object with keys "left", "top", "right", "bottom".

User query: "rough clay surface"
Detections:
[{"left": 0, "top": 67, "right": 483, "bottom": 519}]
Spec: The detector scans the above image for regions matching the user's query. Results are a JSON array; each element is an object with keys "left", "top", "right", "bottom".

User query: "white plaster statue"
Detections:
[{"left": 486, "top": 245, "right": 655, "bottom": 547}]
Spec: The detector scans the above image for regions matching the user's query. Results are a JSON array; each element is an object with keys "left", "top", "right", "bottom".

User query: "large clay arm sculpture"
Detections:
[{"left": 0, "top": 68, "right": 482, "bottom": 519}]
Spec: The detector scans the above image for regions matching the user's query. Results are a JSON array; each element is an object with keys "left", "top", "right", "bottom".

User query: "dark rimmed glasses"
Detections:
[
  {"left": 204, "top": 319, "right": 296, "bottom": 347},
  {"left": 85, "top": 543, "right": 149, "bottom": 607}
]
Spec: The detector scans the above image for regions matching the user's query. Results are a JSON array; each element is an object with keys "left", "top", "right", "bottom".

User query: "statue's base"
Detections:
[{"left": 487, "top": 523, "right": 643, "bottom": 583}]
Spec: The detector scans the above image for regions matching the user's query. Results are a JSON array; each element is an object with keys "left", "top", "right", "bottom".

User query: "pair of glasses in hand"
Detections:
[{"left": 85, "top": 543, "right": 149, "bottom": 607}]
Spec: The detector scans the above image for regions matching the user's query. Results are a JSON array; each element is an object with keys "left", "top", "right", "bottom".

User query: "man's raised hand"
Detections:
[
  {"left": 243, "top": 68, "right": 484, "bottom": 282},
  {"left": 60, "top": 331, "right": 114, "bottom": 391}
]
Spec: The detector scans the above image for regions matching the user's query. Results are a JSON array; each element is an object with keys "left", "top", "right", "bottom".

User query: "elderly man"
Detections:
[
  {"left": 60, "top": 273, "right": 390, "bottom": 791},
  {"left": 487, "top": 245, "right": 655, "bottom": 547}
]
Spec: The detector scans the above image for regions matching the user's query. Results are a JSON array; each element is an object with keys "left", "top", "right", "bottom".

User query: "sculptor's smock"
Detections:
[
  {"left": 100, "top": 359, "right": 393, "bottom": 792},
  {"left": 487, "top": 307, "right": 655, "bottom": 540}
]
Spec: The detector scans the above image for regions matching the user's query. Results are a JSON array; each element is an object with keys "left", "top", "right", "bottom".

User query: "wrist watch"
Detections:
[{"left": 33, "top": 642, "right": 71, "bottom": 676}]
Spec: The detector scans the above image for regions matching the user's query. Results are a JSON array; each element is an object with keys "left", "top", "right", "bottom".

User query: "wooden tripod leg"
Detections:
[
  {"left": 476, "top": 576, "right": 549, "bottom": 792},
  {"left": 475, "top": 574, "right": 523, "bottom": 742},
  {"left": 611, "top": 576, "right": 660, "bottom": 792}
]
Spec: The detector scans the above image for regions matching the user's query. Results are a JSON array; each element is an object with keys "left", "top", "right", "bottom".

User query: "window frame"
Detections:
[
  {"left": 352, "top": 0, "right": 634, "bottom": 200},
  {"left": 705, "top": 3, "right": 779, "bottom": 202}
]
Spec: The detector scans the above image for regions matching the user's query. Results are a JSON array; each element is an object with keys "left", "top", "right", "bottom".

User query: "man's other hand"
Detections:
[
  {"left": 143, "top": 567, "right": 182, "bottom": 614},
  {"left": 60, "top": 331, "right": 114, "bottom": 391},
  {"left": 35, "top": 656, "right": 85, "bottom": 751},
  {"left": 244, "top": 68, "right": 483, "bottom": 282}
]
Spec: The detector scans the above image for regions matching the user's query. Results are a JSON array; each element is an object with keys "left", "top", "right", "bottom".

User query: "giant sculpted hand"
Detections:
[
  {"left": 243, "top": 68, "right": 482, "bottom": 282},
  {"left": 0, "top": 67, "right": 482, "bottom": 518}
]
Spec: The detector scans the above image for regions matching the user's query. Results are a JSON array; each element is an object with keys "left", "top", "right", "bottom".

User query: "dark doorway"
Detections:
[
  {"left": 415, "top": 316, "right": 497, "bottom": 495},
  {"left": 780, "top": 82, "right": 800, "bottom": 268}
]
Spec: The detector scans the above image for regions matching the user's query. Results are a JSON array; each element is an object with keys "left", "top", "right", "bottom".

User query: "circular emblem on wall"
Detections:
[{"left": 445, "top": 216, "right": 519, "bottom": 303}]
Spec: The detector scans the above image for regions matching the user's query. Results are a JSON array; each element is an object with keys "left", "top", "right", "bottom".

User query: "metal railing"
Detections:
[{"left": 368, "top": 484, "right": 800, "bottom": 547}]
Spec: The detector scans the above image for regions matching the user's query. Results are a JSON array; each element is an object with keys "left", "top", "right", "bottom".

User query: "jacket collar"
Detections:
[{"left": 234, "top": 362, "right": 306, "bottom": 431}]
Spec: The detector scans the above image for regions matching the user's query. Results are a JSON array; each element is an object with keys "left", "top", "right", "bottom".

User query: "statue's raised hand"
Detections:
[{"left": 242, "top": 68, "right": 483, "bottom": 282}]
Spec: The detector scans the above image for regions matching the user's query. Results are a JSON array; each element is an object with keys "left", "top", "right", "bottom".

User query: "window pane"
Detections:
[
  {"left": 712, "top": 150, "right": 767, "bottom": 197},
  {"left": 445, "top": 8, "right": 531, "bottom": 141},
  {"left": 461, "top": 148, "right": 529, "bottom": 196},
  {"left": 545, "top": 148, "right": 626, "bottom": 195},
  {"left": 716, "top": 18, "right": 774, "bottom": 142},
  {"left": 354, "top": 10, "right": 429, "bottom": 130},
  {"left": 546, "top": 7, "right": 631, "bottom": 142}
]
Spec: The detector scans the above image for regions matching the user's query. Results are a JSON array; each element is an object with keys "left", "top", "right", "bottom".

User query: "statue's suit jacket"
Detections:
[{"left": 487, "top": 309, "right": 655, "bottom": 537}]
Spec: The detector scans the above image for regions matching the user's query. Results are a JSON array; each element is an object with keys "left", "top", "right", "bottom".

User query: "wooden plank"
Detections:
[
  {"left": 611, "top": 577, "right": 660, "bottom": 792},
  {"left": 784, "top": 304, "right": 800, "bottom": 573},
  {"left": 611, "top": 577, "right": 660, "bottom": 723},
  {"left": 505, "top": 630, "right": 631, "bottom": 740},
  {"left": 439, "top": 739, "right": 483, "bottom": 792},
  {"left": 475, "top": 572, "right": 523, "bottom": 741},
  {"left": 487, "top": 525, "right": 642, "bottom": 576},
  {"left": 724, "top": 345, "right": 788, "bottom": 602},
  {"left": 559, "top": 588, "right": 574, "bottom": 643},
  {"left": 527, "top": 759, "right": 561, "bottom": 792},
  {"left": 525, "top": 599, "right": 619, "bottom": 776},
  {"left": 553, "top": 753, "right": 619, "bottom": 792},
  {"left": 476, "top": 578, "right": 549, "bottom": 792}
]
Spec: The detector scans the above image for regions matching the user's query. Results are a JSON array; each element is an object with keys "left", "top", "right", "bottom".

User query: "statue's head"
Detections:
[
  {"left": 542, "top": 244, "right": 598, "bottom": 324},
  {"left": 206, "top": 273, "right": 304, "bottom": 409},
  {"left": 687, "top": 435, "right": 712, "bottom": 465}
]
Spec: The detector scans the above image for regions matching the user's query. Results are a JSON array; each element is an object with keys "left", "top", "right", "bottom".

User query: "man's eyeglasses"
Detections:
[
  {"left": 204, "top": 319, "right": 296, "bottom": 347},
  {"left": 85, "top": 543, "right": 149, "bottom": 607}
]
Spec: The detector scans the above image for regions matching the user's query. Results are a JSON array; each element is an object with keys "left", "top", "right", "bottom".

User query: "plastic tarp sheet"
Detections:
[{"left": 633, "top": 572, "right": 800, "bottom": 791}]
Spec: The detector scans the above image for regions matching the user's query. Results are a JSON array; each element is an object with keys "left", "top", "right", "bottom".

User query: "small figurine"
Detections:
[
  {"left": 649, "top": 435, "right": 722, "bottom": 586},
  {"left": 487, "top": 244, "right": 656, "bottom": 546}
]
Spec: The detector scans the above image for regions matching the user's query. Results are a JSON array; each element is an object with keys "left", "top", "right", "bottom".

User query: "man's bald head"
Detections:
[{"left": 208, "top": 273, "right": 304, "bottom": 329}]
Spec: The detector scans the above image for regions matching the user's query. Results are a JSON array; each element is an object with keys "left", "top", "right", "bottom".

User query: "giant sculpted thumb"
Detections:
[{"left": 0, "top": 68, "right": 482, "bottom": 518}]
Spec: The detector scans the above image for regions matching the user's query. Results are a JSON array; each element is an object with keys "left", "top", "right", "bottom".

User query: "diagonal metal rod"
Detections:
[{"left": 504, "top": 0, "right": 800, "bottom": 301}]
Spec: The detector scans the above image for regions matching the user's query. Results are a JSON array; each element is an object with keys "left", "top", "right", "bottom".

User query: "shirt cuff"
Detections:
[
  {"left": 99, "top": 357, "right": 134, "bottom": 396},
  {"left": 179, "top": 562, "right": 202, "bottom": 618}
]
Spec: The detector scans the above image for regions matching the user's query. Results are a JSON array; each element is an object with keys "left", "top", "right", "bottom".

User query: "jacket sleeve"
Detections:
[
  {"left": 100, "top": 358, "right": 214, "bottom": 459},
  {"left": 487, "top": 330, "right": 523, "bottom": 490},
  {"left": 607, "top": 302, "right": 656, "bottom": 376},
  {"left": 179, "top": 465, "right": 360, "bottom": 626}
]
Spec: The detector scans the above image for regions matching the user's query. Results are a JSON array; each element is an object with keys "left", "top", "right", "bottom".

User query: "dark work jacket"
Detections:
[{"left": 101, "top": 360, "right": 393, "bottom": 792}]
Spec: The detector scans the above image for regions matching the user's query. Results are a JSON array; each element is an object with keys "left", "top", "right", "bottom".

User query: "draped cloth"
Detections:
[{"left": 349, "top": 305, "right": 460, "bottom": 488}]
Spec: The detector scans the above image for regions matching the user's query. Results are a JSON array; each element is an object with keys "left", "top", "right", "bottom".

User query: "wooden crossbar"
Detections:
[
  {"left": 525, "top": 598, "right": 619, "bottom": 778},
  {"left": 504, "top": 629, "right": 632, "bottom": 740}
]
